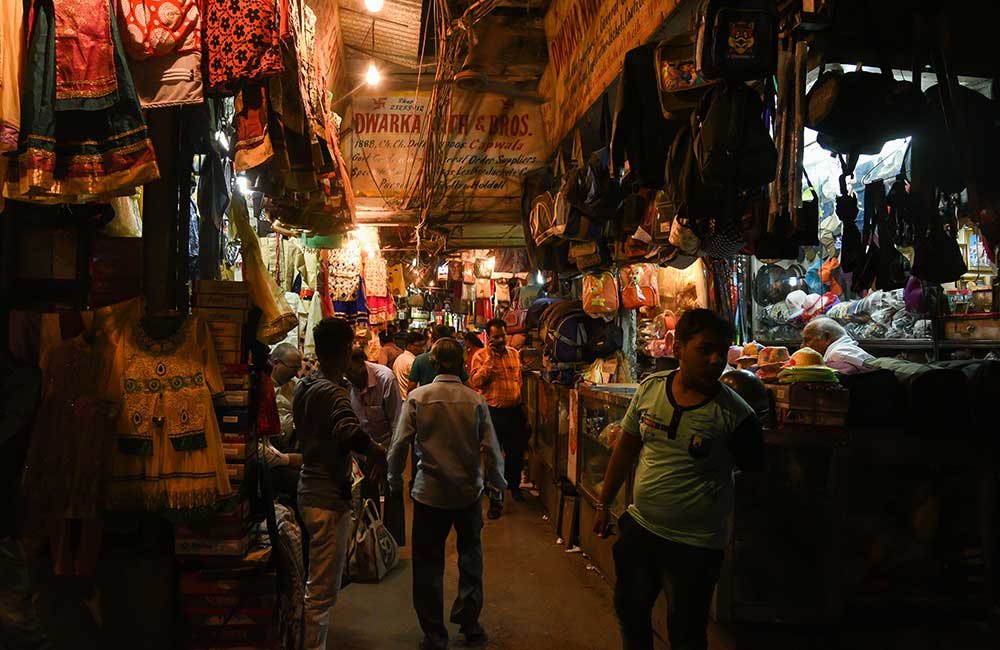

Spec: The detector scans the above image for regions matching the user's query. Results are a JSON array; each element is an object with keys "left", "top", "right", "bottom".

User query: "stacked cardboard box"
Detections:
[
  {"left": 193, "top": 281, "right": 254, "bottom": 489},
  {"left": 175, "top": 500, "right": 257, "bottom": 559},
  {"left": 177, "top": 554, "right": 279, "bottom": 650}
]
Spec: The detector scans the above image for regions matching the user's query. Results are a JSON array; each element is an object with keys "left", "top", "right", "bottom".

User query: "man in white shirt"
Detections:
[
  {"left": 801, "top": 317, "right": 873, "bottom": 374},
  {"left": 270, "top": 343, "right": 302, "bottom": 451},
  {"left": 392, "top": 330, "right": 427, "bottom": 399}
]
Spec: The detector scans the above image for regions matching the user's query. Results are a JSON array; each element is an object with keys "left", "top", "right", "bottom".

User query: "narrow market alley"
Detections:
[{"left": 328, "top": 491, "right": 622, "bottom": 650}]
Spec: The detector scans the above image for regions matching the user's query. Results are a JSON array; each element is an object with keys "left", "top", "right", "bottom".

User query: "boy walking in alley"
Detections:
[
  {"left": 594, "top": 309, "right": 764, "bottom": 650},
  {"left": 388, "top": 338, "right": 506, "bottom": 650}
]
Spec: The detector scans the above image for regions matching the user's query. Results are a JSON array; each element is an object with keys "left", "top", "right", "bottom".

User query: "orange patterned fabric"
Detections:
[
  {"left": 469, "top": 346, "right": 522, "bottom": 409},
  {"left": 117, "top": 0, "right": 200, "bottom": 59}
]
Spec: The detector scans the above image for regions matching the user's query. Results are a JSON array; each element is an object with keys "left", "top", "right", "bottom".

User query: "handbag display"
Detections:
[
  {"left": 583, "top": 272, "right": 620, "bottom": 321},
  {"left": 348, "top": 499, "right": 399, "bottom": 583},
  {"left": 620, "top": 263, "right": 659, "bottom": 310}
]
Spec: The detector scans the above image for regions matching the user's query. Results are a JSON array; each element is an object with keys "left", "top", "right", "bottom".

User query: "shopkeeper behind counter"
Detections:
[{"left": 800, "top": 317, "right": 874, "bottom": 374}]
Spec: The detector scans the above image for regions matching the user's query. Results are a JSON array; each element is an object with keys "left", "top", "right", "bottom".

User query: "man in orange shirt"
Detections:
[{"left": 469, "top": 319, "right": 527, "bottom": 504}]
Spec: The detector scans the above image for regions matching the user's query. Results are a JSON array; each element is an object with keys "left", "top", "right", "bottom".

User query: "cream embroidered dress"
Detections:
[{"left": 106, "top": 306, "right": 233, "bottom": 510}]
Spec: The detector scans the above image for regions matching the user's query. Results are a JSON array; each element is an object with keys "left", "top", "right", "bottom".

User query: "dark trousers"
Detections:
[
  {"left": 612, "top": 512, "right": 723, "bottom": 650},
  {"left": 488, "top": 406, "right": 527, "bottom": 493},
  {"left": 411, "top": 499, "right": 484, "bottom": 648}
]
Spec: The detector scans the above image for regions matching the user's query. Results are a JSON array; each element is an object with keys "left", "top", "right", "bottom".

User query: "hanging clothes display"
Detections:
[
  {"left": 0, "top": 0, "right": 25, "bottom": 209},
  {"left": 204, "top": 0, "right": 283, "bottom": 94},
  {"left": 103, "top": 300, "right": 233, "bottom": 510},
  {"left": 231, "top": 193, "right": 298, "bottom": 344},
  {"left": 21, "top": 331, "right": 116, "bottom": 576},
  {"left": 387, "top": 263, "right": 408, "bottom": 297},
  {"left": 117, "top": 0, "right": 204, "bottom": 108},
  {"left": 5, "top": 0, "right": 159, "bottom": 204},
  {"left": 327, "top": 247, "right": 361, "bottom": 302}
]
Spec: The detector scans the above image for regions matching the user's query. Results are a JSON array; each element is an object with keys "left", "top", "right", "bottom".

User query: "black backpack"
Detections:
[
  {"left": 691, "top": 82, "right": 777, "bottom": 190},
  {"left": 695, "top": 0, "right": 779, "bottom": 82}
]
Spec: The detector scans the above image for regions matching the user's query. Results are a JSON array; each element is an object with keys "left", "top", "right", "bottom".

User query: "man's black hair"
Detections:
[
  {"left": 350, "top": 346, "right": 368, "bottom": 364},
  {"left": 432, "top": 324, "right": 455, "bottom": 341},
  {"left": 406, "top": 330, "right": 427, "bottom": 346},
  {"left": 313, "top": 317, "right": 355, "bottom": 360},
  {"left": 485, "top": 318, "right": 506, "bottom": 334},
  {"left": 674, "top": 308, "right": 735, "bottom": 345}
]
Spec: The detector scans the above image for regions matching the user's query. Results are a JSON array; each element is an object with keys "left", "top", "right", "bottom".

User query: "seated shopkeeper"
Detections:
[{"left": 800, "top": 317, "right": 874, "bottom": 374}]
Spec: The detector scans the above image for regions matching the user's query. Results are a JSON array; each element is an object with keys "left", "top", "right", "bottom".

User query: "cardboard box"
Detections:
[
  {"left": 227, "top": 464, "right": 245, "bottom": 483},
  {"left": 178, "top": 568, "right": 276, "bottom": 595},
  {"left": 176, "top": 519, "right": 254, "bottom": 540},
  {"left": 223, "top": 443, "right": 258, "bottom": 462},
  {"left": 222, "top": 433, "right": 248, "bottom": 444},
  {"left": 769, "top": 384, "right": 850, "bottom": 412},
  {"left": 195, "top": 280, "right": 249, "bottom": 296},
  {"left": 217, "top": 406, "right": 250, "bottom": 432},
  {"left": 194, "top": 307, "right": 248, "bottom": 325},
  {"left": 183, "top": 609, "right": 275, "bottom": 627},
  {"left": 219, "top": 391, "right": 249, "bottom": 407},
  {"left": 194, "top": 292, "right": 253, "bottom": 310},
  {"left": 178, "top": 594, "right": 276, "bottom": 610},
  {"left": 207, "top": 321, "right": 242, "bottom": 338},
  {"left": 216, "top": 349, "right": 243, "bottom": 365},
  {"left": 176, "top": 532, "right": 254, "bottom": 557},
  {"left": 775, "top": 405, "right": 847, "bottom": 427},
  {"left": 211, "top": 334, "right": 243, "bottom": 353}
]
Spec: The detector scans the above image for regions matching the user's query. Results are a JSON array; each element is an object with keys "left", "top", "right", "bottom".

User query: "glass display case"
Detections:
[
  {"left": 534, "top": 379, "right": 558, "bottom": 471},
  {"left": 576, "top": 386, "right": 636, "bottom": 516},
  {"left": 554, "top": 384, "right": 572, "bottom": 480}
]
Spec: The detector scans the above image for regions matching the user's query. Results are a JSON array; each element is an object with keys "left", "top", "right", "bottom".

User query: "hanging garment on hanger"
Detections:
[
  {"left": 117, "top": 0, "right": 204, "bottom": 108},
  {"left": 0, "top": 0, "right": 26, "bottom": 210},
  {"left": 103, "top": 299, "right": 233, "bottom": 510},
  {"left": 203, "top": 0, "right": 283, "bottom": 94},
  {"left": 5, "top": 0, "right": 159, "bottom": 204}
]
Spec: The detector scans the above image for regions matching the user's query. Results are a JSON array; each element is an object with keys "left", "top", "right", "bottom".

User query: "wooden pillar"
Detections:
[{"left": 143, "top": 108, "right": 181, "bottom": 314}]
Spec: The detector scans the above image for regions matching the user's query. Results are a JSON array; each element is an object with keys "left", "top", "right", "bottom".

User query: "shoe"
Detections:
[
  {"left": 510, "top": 488, "right": 524, "bottom": 502},
  {"left": 460, "top": 625, "right": 487, "bottom": 645},
  {"left": 418, "top": 638, "right": 448, "bottom": 650}
]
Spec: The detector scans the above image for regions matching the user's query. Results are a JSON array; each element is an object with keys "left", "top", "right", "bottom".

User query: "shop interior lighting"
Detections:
[
  {"left": 536, "top": 271, "right": 544, "bottom": 284},
  {"left": 236, "top": 175, "right": 250, "bottom": 195},
  {"left": 438, "top": 264, "right": 449, "bottom": 275},
  {"left": 411, "top": 257, "right": 418, "bottom": 267},
  {"left": 366, "top": 62, "right": 381, "bottom": 86},
  {"left": 486, "top": 256, "right": 496, "bottom": 271},
  {"left": 365, "top": 0, "right": 384, "bottom": 13}
]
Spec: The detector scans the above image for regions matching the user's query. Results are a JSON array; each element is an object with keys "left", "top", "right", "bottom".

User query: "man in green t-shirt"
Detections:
[
  {"left": 595, "top": 309, "right": 763, "bottom": 650},
  {"left": 408, "top": 324, "right": 468, "bottom": 391}
]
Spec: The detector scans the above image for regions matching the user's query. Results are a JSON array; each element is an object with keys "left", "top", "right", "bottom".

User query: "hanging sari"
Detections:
[{"left": 6, "top": 0, "right": 159, "bottom": 204}]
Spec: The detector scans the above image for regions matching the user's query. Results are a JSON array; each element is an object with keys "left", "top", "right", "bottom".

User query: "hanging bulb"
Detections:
[
  {"left": 365, "top": 0, "right": 384, "bottom": 13},
  {"left": 366, "top": 62, "right": 381, "bottom": 86},
  {"left": 536, "top": 271, "right": 544, "bottom": 284}
]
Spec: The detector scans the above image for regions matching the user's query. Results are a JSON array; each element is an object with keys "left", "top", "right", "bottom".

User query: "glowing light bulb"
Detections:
[
  {"left": 536, "top": 271, "right": 544, "bottom": 284},
  {"left": 486, "top": 256, "right": 496, "bottom": 271},
  {"left": 365, "top": 62, "right": 380, "bottom": 86},
  {"left": 365, "top": 0, "right": 384, "bottom": 13},
  {"left": 411, "top": 257, "right": 418, "bottom": 267}
]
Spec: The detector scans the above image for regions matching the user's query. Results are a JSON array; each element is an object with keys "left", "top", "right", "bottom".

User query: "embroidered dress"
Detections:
[
  {"left": 0, "top": 0, "right": 25, "bottom": 209},
  {"left": 204, "top": 0, "right": 283, "bottom": 94},
  {"left": 6, "top": 0, "right": 159, "bottom": 204},
  {"left": 107, "top": 309, "right": 233, "bottom": 510},
  {"left": 117, "top": 0, "right": 205, "bottom": 108}
]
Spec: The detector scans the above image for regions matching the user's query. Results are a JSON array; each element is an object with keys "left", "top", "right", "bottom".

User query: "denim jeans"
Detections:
[{"left": 612, "top": 513, "right": 723, "bottom": 650}]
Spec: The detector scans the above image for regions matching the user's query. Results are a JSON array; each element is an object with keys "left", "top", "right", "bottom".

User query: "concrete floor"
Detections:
[{"left": 328, "top": 489, "right": 623, "bottom": 650}]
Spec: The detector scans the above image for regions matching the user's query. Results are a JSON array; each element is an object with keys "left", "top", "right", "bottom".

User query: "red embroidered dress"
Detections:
[
  {"left": 5, "top": 0, "right": 159, "bottom": 204},
  {"left": 204, "top": 0, "right": 283, "bottom": 94}
]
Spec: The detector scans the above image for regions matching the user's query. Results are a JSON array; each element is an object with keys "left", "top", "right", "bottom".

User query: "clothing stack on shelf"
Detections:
[{"left": 176, "top": 557, "right": 279, "bottom": 650}]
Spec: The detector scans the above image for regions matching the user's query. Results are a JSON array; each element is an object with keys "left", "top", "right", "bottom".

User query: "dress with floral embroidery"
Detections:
[{"left": 106, "top": 308, "right": 233, "bottom": 510}]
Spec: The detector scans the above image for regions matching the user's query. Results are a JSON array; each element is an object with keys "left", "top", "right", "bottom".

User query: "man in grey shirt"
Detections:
[
  {"left": 295, "top": 318, "right": 387, "bottom": 650},
  {"left": 388, "top": 338, "right": 506, "bottom": 650}
]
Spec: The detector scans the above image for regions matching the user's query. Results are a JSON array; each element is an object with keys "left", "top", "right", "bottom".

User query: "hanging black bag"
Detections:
[
  {"left": 911, "top": 195, "right": 968, "bottom": 284},
  {"left": 691, "top": 81, "right": 777, "bottom": 189},
  {"left": 695, "top": 0, "right": 779, "bottom": 82}
]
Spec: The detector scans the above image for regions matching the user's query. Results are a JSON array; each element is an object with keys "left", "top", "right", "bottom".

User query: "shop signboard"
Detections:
[
  {"left": 538, "top": 0, "right": 681, "bottom": 145},
  {"left": 344, "top": 91, "right": 549, "bottom": 214}
]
